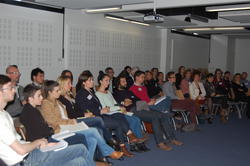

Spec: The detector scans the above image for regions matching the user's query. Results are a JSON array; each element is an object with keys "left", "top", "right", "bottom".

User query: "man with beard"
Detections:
[{"left": 113, "top": 75, "right": 183, "bottom": 151}]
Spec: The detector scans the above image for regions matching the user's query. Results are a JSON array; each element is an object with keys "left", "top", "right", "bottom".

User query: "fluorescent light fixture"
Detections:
[
  {"left": 105, "top": 16, "right": 129, "bottom": 22},
  {"left": 86, "top": 7, "right": 121, "bottom": 13},
  {"left": 105, "top": 15, "right": 150, "bottom": 26},
  {"left": 183, "top": 27, "right": 245, "bottom": 31},
  {"left": 206, "top": 4, "right": 250, "bottom": 12},
  {"left": 193, "top": 33, "right": 199, "bottom": 35},
  {"left": 183, "top": 28, "right": 212, "bottom": 31},
  {"left": 130, "top": 21, "right": 150, "bottom": 26},
  {"left": 213, "top": 27, "right": 245, "bottom": 30}
]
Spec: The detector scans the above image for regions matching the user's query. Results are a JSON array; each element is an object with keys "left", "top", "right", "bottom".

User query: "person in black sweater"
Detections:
[
  {"left": 144, "top": 71, "right": 162, "bottom": 98},
  {"left": 231, "top": 73, "right": 250, "bottom": 118},
  {"left": 57, "top": 76, "right": 114, "bottom": 143},
  {"left": 20, "top": 84, "right": 87, "bottom": 143},
  {"left": 175, "top": 66, "right": 185, "bottom": 90},
  {"left": 75, "top": 71, "right": 141, "bottom": 157},
  {"left": 20, "top": 84, "right": 123, "bottom": 164}
]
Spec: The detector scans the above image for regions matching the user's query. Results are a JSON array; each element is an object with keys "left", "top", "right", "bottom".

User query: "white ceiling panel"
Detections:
[{"left": 35, "top": 0, "right": 152, "bottom": 9}]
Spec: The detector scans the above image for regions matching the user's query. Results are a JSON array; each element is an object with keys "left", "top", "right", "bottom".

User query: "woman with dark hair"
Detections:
[
  {"left": 40, "top": 80, "right": 123, "bottom": 161},
  {"left": 144, "top": 71, "right": 162, "bottom": 98},
  {"left": 75, "top": 71, "right": 140, "bottom": 157},
  {"left": 175, "top": 66, "right": 185, "bottom": 90},
  {"left": 151, "top": 67, "right": 159, "bottom": 82},
  {"left": 231, "top": 73, "right": 250, "bottom": 118},
  {"left": 95, "top": 72, "right": 147, "bottom": 148},
  {"left": 157, "top": 72, "right": 165, "bottom": 88}
]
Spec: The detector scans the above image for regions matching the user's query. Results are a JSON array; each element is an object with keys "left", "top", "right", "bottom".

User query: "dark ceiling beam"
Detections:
[{"left": 136, "top": 6, "right": 218, "bottom": 19}]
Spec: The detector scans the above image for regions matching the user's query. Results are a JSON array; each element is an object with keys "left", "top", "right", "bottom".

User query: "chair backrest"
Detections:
[
  {"left": 0, "top": 158, "right": 7, "bottom": 166},
  {"left": 13, "top": 117, "right": 27, "bottom": 141}
]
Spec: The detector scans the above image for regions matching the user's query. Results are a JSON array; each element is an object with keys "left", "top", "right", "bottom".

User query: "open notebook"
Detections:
[
  {"left": 59, "top": 121, "right": 89, "bottom": 133},
  {"left": 40, "top": 140, "right": 68, "bottom": 152}
]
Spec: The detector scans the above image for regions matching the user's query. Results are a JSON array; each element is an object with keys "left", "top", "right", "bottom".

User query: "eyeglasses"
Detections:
[
  {"left": 7, "top": 72, "right": 21, "bottom": 75},
  {"left": 170, "top": 76, "right": 176, "bottom": 78},
  {"left": 1, "top": 86, "right": 16, "bottom": 91}
]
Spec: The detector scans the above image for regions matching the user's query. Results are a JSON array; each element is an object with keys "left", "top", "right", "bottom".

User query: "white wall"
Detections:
[
  {"left": 164, "top": 32, "right": 210, "bottom": 73},
  {"left": 227, "top": 37, "right": 235, "bottom": 73},
  {"left": 209, "top": 35, "right": 228, "bottom": 72},
  {"left": 0, "top": 3, "right": 64, "bottom": 86},
  {"left": 64, "top": 9, "right": 161, "bottom": 83},
  {"left": 234, "top": 38, "right": 250, "bottom": 74}
]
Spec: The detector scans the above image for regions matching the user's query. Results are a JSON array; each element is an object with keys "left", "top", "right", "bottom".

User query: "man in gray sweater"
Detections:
[{"left": 5, "top": 65, "right": 25, "bottom": 117}]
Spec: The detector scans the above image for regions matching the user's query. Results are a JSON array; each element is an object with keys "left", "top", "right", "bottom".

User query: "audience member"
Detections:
[
  {"left": 5, "top": 65, "right": 24, "bottom": 117},
  {"left": 175, "top": 66, "right": 185, "bottom": 90},
  {"left": 31, "top": 67, "right": 44, "bottom": 87},
  {"left": 40, "top": 80, "right": 122, "bottom": 160},
  {"left": 0, "top": 75, "right": 95, "bottom": 166},
  {"left": 162, "top": 72, "right": 201, "bottom": 124},
  {"left": 241, "top": 72, "right": 250, "bottom": 89},
  {"left": 105, "top": 67, "right": 116, "bottom": 93},
  {"left": 113, "top": 75, "right": 183, "bottom": 151},
  {"left": 144, "top": 71, "right": 162, "bottom": 98},
  {"left": 75, "top": 71, "right": 138, "bottom": 157},
  {"left": 231, "top": 73, "right": 250, "bottom": 118},
  {"left": 180, "top": 69, "right": 192, "bottom": 98}
]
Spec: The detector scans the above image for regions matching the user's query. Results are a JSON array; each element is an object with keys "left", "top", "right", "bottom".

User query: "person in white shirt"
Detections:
[
  {"left": 189, "top": 71, "right": 206, "bottom": 101},
  {"left": 0, "top": 74, "right": 94, "bottom": 166}
]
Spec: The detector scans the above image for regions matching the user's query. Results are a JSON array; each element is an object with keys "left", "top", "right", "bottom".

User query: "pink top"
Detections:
[
  {"left": 129, "top": 84, "right": 150, "bottom": 103},
  {"left": 180, "top": 79, "right": 190, "bottom": 95}
]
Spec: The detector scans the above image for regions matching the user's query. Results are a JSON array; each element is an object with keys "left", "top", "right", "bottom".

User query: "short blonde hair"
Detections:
[{"left": 57, "top": 76, "right": 71, "bottom": 96}]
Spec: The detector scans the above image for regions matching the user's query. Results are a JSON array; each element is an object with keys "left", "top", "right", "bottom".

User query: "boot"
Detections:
[
  {"left": 127, "top": 133, "right": 141, "bottom": 143},
  {"left": 120, "top": 144, "right": 134, "bottom": 157},
  {"left": 136, "top": 142, "right": 150, "bottom": 152},
  {"left": 220, "top": 109, "right": 228, "bottom": 124},
  {"left": 108, "top": 139, "right": 121, "bottom": 151}
]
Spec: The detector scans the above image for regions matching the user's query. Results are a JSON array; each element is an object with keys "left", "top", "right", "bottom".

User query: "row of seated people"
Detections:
[
  {"left": 1, "top": 65, "right": 184, "bottom": 166},
  {"left": 1, "top": 64, "right": 249, "bottom": 166},
  {"left": 144, "top": 66, "right": 250, "bottom": 123}
]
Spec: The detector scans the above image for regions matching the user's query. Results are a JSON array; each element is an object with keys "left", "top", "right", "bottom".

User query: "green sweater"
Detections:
[{"left": 95, "top": 91, "right": 121, "bottom": 113}]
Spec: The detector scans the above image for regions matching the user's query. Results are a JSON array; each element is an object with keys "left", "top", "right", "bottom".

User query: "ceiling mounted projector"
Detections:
[
  {"left": 143, "top": 12, "right": 164, "bottom": 23},
  {"left": 143, "top": 0, "right": 164, "bottom": 23}
]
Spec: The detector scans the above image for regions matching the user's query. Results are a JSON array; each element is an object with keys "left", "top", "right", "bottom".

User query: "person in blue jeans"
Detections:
[
  {"left": 20, "top": 83, "right": 123, "bottom": 165},
  {"left": 0, "top": 74, "right": 95, "bottom": 166}
]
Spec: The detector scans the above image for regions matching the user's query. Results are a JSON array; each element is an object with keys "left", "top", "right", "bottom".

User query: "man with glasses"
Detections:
[
  {"left": 0, "top": 74, "right": 95, "bottom": 166},
  {"left": 105, "top": 67, "right": 116, "bottom": 93},
  {"left": 5, "top": 65, "right": 24, "bottom": 117},
  {"left": 162, "top": 72, "right": 201, "bottom": 125}
]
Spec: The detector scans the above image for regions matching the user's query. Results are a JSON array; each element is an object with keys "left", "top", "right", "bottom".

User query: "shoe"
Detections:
[
  {"left": 96, "top": 161, "right": 109, "bottom": 166},
  {"left": 137, "top": 142, "right": 150, "bottom": 152},
  {"left": 109, "top": 151, "right": 123, "bottom": 159},
  {"left": 127, "top": 133, "right": 141, "bottom": 143},
  {"left": 220, "top": 116, "right": 228, "bottom": 124},
  {"left": 120, "top": 145, "right": 134, "bottom": 157},
  {"left": 207, "top": 117, "right": 213, "bottom": 124},
  {"left": 157, "top": 143, "right": 172, "bottom": 151},
  {"left": 108, "top": 139, "right": 121, "bottom": 151},
  {"left": 170, "top": 140, "right": 183, "bottom": 146},
  {"left": 129, "top": 143, "right": 141, "bottom": 153}
]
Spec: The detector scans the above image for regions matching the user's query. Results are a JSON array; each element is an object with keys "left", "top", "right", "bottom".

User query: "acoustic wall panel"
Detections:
[
  {"left": 0, "top": 3, "right": 63, "bottom": 86},
  {"left": 66, "top": 24, "right": 161, "bottom": 81}
]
